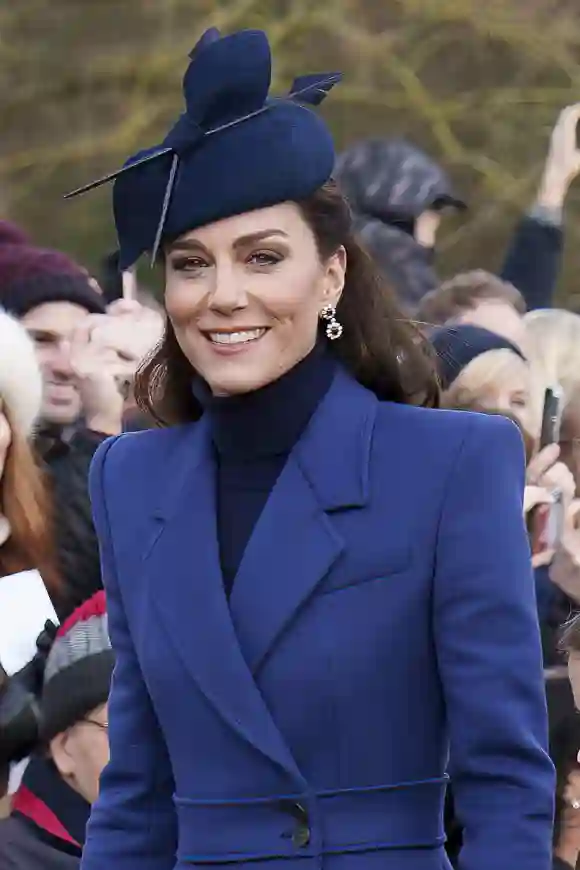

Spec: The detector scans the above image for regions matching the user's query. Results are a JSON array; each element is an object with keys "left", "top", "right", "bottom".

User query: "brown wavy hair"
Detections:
[
  {"left": 0, "top": 405, "right": 60, "bottom": 601},
  {"left": 134, "top": 180, "right": 440, "bottom": 425}
]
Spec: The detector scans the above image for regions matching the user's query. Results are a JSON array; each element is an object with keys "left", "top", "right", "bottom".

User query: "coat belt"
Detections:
[{"left": 174, "top": 777, "right": 448, "bottom": 863}]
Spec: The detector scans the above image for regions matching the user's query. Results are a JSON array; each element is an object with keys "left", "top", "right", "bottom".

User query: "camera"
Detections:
[{"left": 0, "top": 620, "right": 58, "bottom": 767}]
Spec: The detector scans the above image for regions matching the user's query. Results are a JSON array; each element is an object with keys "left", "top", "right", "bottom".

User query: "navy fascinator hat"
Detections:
[{"left": 65, "top": 28, "right": 342, "bottom": 269}]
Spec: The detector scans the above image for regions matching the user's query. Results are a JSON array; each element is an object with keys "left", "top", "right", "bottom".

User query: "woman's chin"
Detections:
[{"left": 206, "top": 368, "right": 273, "bottom": 397}]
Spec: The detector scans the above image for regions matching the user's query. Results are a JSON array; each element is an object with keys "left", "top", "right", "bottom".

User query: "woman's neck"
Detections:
[{"left": 205, "top": 343, "right": 337, "bottom": 460}]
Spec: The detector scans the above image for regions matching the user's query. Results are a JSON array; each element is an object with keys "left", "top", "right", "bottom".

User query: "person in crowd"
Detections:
[
  {"left": 70, "top": 28, "right": 554, "bottom": 870},
  {"left": 501, "top": 102, "right": 580, "bottom": 313},
  {"left": 524, "top": 309, "right": 580, "bottom": 662},
  {"left": 0, "top": 223, "right": 108, "bottom": 612},
  {"left": 430, "top": 323, "right": 537, "bottom": 432},
  {"left": 0, "top": 223, "right": 162, "bottom": 613},
  {"left": 552, "top": 616, "right": 580, "bottom": 870},
  {"left": 334, "top": 137, "right": 463, "bottom": 309},
  {"left": 526, "top": 309, "right": 580, "bottom": 491},
  {"left": 0, "top": 307, "right": 61, "bottom": 603},
  {"left": 416, "top": 270, "right": 528, "bottom": 348},
  {"left": 0, "top": 307, "right": 62, "bottom": 818},
  {"left": 430, "top": 323, "right": 576, "bottom": 865},
  {"left": 0, "top": 591, "right": 113, "bottom": 869},
  {"left": 430, "top": 323, "right": 578, "bottom": 613},
  {"left": 339, "top": 102, "right": 580, "bottom": 316},
  {"left": 547, "top": 707, "right": 580, "bottom": 870}
]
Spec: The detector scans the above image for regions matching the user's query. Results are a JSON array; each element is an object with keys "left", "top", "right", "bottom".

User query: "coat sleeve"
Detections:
[
  {"left": 433, "top": 413, "right": 555, "bottom": 870},
  {"left": 81, "top": 437, "right": 178, "bottom": 870}
]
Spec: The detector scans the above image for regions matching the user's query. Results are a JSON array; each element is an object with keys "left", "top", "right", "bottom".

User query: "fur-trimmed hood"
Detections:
[{"left": 0, "top": 307, "right": 42, "bottom": 436}]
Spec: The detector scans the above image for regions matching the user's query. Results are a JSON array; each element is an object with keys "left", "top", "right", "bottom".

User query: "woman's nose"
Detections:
[{"left": 208, "top": 263, "right": 248, "bottom": 312}]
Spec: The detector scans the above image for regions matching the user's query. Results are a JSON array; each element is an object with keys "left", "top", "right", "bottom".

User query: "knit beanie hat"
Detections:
[
  {"left": 0, "top": 221, "right": 106, "bottom": 318},
  {"left": 40, "top": 592, "right": 114, "bottom": 741},
  {"left": 0, "top": 307, "right": 43, "bottom": 436},
  {"left": 430, "top": 324, "right": 527, "bottom": 390}
]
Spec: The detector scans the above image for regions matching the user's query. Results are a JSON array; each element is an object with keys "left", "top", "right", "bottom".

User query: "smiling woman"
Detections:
[
  {"left": 139, "top": 183, "right": 437, "bottom": 420},
  {"left": 72, "top": 26, "right": 554, "bottom": 870}
]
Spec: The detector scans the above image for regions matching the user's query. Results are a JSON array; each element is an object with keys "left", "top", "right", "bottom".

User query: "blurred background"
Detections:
[{"left": 3, "top": 0, "right": 580, "bottom": 303}]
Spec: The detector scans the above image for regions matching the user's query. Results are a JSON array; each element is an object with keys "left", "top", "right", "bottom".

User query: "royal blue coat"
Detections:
[{"left": 81, "top": 367, "right": 554, "bottom": 870}]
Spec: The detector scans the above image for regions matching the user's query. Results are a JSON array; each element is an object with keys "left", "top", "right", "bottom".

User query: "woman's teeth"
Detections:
[{"left": 208, "top": 329, "right": 266, "bottom": 345}]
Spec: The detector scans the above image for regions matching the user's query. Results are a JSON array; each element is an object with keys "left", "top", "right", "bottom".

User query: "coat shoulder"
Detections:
[
  {"left": 376, "top": 400, "right": 522, "bottom": 449},
  {"left": 95, "top": 424, "right": 194, "bottom": 479},
  {"left": 373, "top": 400, "right": 524, "bottom": 479}
]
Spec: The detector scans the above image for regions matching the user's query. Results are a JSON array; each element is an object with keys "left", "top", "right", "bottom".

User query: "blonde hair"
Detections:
[
  {"left": 442, "top": 349, "right": 538, "bottom": 435},
  {"left": 524, "top": 309, "right": 580, "bottom": 407}
]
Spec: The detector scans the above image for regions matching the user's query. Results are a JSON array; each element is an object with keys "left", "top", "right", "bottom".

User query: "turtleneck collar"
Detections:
[{"left": 195, "top": 343, "right": 337, "bottom": 460}]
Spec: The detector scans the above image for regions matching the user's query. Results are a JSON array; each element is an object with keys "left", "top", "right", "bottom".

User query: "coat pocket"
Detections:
[{"left": 318, "top": 548, "right": 412, "bottom": 595}]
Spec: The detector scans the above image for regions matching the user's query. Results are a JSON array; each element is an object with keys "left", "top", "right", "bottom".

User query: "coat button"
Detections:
[
  {"left": 279, "top": 800, "right": 311, "bottom": 849},
  {"left": 292, "top": 822, "right": 310, "bottom": 849},
  {"left": 290, "top": 802, "right": 310, "bottom": 849}
]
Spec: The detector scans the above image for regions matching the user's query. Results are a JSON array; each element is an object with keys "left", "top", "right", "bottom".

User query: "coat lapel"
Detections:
[
  {"left": 143, "top": 419, "right": 305, "bottom": 784},
  {"left": 230, "top": 368, "right": 377, "bottom": 674}
]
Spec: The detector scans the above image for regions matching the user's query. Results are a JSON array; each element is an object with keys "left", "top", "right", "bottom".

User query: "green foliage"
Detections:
[{"left": 2, "top": 0, "right": 580, "bottom": 303}]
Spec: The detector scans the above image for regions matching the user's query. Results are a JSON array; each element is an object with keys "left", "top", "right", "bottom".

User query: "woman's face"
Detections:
[
  {"left": 454, "top": 352, "right": 534, "bottom": 432},
  {"left": 164, "top": 202, "right": 346, "bottom": 396},
  {"left": 0, "top": 402, "right": 11, "bottom": 481}
]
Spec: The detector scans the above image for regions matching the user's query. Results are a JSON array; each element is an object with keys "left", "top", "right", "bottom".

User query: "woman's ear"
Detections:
[{"left": 322, "top": 246, "right": 347, "bottom": 309}]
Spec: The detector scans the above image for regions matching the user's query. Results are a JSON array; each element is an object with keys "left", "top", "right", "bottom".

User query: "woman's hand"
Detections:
[
  {"left": 525, "top": 443, "right": 576, "bottom": 567},
  {"left": 524, "top": 485, "right": 555, "bottom": 567},
  {"left": 537, "top": 103, "right": 580, "bottom": 211}
]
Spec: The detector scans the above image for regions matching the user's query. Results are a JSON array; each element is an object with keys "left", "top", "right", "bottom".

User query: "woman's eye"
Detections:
[
  {"left": 172, "top": 257, "right": 208, "bottom": 272},
  {"left": 248, "top": 251, "right": 282, "bottom": 267}
]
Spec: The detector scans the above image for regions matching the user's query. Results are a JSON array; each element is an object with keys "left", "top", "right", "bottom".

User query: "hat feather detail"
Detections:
[{"left": 288, "top": 72, "right": 342, "bottom": 106}]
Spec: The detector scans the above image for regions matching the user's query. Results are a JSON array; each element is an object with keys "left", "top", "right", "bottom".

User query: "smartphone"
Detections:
[
  {"left": 530, "top": 385, "right": 564, "bottom": 555},
  {"left": 539, "top": 385, "right": 563, "bottom": 449}
]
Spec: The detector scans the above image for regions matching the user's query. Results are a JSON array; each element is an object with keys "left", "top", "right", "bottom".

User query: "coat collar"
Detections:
[
  {"left": 144, "top": 367, "right": 378, "bottom": 783},
  {"left": 151, "top": 365, "right": 376, "bottom": 524}
]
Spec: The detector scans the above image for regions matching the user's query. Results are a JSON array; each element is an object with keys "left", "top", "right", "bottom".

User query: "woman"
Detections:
[
  {"left": 0, "top": 308, "right": 59, "bottom": 595},
  {"left": 74, "top": 28, "right": 553, "bottom": 870},
  {"left": 0, "top": 307, "right": 61, "bottom": 807},
  {"left": 430, "top": 323, "right": 537, "bottom": 434},
  {"left": 431, "top": 322, "right": 577, "bottom": 597}
]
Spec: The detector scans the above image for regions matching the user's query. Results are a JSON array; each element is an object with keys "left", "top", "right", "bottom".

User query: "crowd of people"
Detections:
[{"left": 0, "top": 24, "right": 580, "bottom": 870}]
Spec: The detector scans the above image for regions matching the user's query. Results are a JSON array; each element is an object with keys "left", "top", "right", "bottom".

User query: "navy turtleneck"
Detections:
[{"left": 202, "top": 343, "right": 336, "bottom": 596}]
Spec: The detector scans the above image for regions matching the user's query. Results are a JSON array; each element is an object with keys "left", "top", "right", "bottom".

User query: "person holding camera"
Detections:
[
  {"left": 0, "top": 225, "right": 163, "bottom": 615},
  {"left": 0, "top": 592, "right": 113, "bottom": 869}
]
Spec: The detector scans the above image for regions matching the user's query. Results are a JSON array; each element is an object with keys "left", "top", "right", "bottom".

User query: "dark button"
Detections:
[
  {"left": 278, "top": 800, "right": 310, "bottom": 849},
  {"left": 292, "top": 821, "right": 310, "bottom": 849}
]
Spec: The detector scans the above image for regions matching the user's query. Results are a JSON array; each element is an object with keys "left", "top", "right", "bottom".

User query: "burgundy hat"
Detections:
[{"left": 0, "top": 221, "right": 106, "bottom": 317}]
